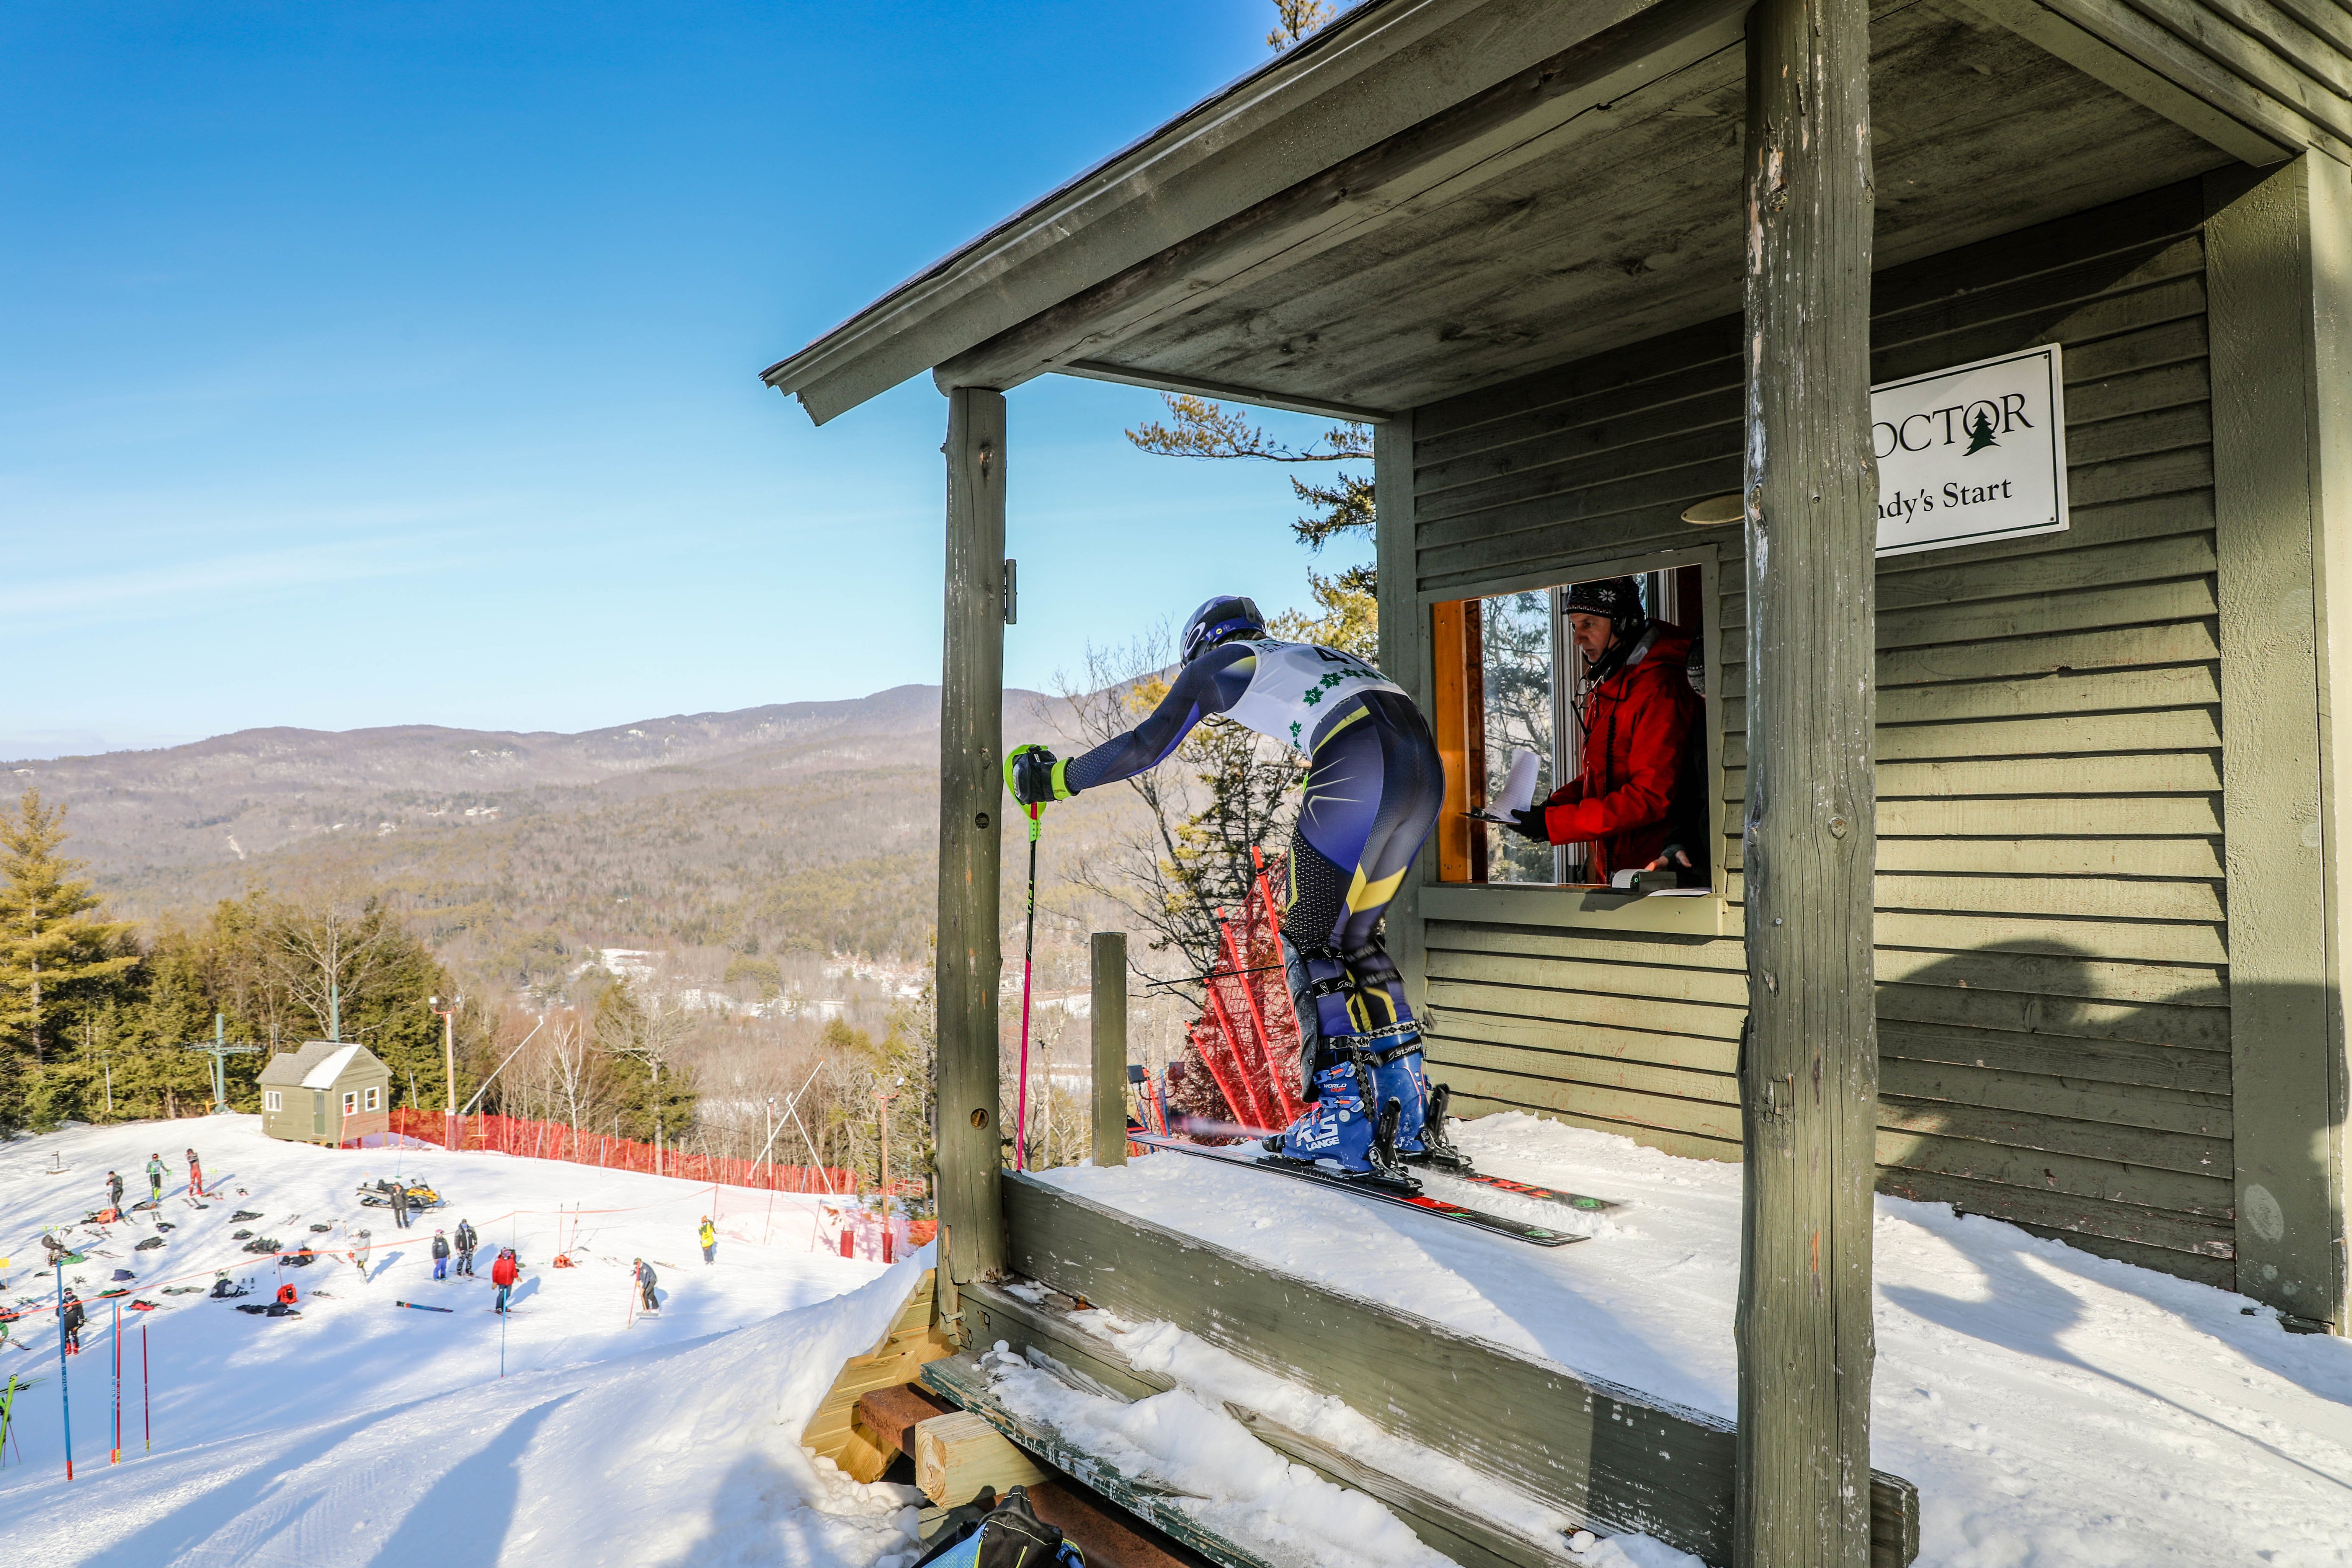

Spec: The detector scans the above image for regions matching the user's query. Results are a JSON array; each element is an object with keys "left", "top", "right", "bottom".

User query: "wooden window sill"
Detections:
[{"left": 1420, "top": 880, "right": 1730, "bottom": 936}]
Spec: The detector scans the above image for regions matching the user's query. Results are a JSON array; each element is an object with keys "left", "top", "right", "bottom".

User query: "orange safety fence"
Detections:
[{"left": 384, "top": 1109, "right": 856, "bottom": 1195}]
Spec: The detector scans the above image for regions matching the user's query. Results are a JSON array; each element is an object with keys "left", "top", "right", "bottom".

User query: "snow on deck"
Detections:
[
  {"left": 1038, "top": 1113, "right": 2352, "bottom": 1568},
  {"left": 0, "top": 1116, "right": 927, "bottom": 1566}
]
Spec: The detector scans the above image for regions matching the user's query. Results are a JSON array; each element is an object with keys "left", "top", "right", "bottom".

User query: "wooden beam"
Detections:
[
  {"left": 1092, "top": 931, "right": 1128, "bottom": 1168},
  {"left": 1737, "top": 0, "right": 1880, "bottom": 1561},
  {"left": 932, "top": 0, "right": 1749, "bottom": 402},
  {"left": 1047, "top": 359, "right": 1393, "bottom": 425},
  {"left": 916, "top": 1409, "right": 1049, "bottom": 1505},
  {"left": 937, "top": 387, "right": 1009, "bottom": 1332},
  {"left": 2206, "top": 156, "right": 2352, "bottom": 1333},
  {"left": 997, "top": 1174, "right": 1920, "bottom": 1566},
  {"left": 1377, "top": 410, "right": 1436, "bottom": 998},
  {"left": 1952, "top": 0, "right": 2290, "bottom": 165}
]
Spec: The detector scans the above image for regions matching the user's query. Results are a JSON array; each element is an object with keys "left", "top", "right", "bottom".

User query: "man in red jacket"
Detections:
[
  {"left": 1509, "top": 577, "right": 1710, "bottom": 885},
  {"left": 490, "top": 1248, "right": 519, "bottom": 1315}
]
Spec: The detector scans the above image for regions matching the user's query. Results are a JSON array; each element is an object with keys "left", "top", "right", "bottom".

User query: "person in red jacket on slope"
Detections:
[
  {"left": 490, "top": 1248, "right": 519, "bottom": 1315},
  {"left": 1508, "top": 576, "right": 1710, "bottom": 886}
]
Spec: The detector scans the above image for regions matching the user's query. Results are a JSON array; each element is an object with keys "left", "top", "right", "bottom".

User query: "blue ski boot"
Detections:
[
  {"left": 1370, "top": 1044, "right": 1470, "bottom": 1172},
  {"left": 1264, "top": 1058, "right": 1417, "bottom": 1190}
]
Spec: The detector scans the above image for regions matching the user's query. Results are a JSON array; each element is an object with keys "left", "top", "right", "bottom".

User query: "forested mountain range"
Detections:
[{"left": 7, "top": 686, "right": 1140, "bottom": 984}]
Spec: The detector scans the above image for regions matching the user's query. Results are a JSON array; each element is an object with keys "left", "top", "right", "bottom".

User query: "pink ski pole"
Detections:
[{"left": 1013, "top": 800, "right": 1043, "bottom": 1171}]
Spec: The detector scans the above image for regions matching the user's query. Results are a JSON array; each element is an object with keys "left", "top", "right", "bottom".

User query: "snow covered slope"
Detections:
[
  {"left": 1039, "top": 1114, "right": 2352, "bottom": 1568},
  {"left": 0, "top": 1117, "right": 926, "bottom": 1567}
]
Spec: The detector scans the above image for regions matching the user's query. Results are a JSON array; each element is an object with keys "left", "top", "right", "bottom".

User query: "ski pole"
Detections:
[
  {"left": 54, "top": 1260, "right": 70, "bottom": 1481},
  {"left": 111, "top": 1299, "right": 121, "bottom": 1464},
  {"left": 142, "top": 1320, "right": 149, "bottom": 1454},
  {"left": 1013, "top": 800, "right": 1042, "bottom": 1171}
]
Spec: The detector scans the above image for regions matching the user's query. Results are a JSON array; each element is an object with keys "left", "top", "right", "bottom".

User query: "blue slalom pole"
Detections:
[{"left": 54, "top": 1259, "right": 71, "bottom": 1481}]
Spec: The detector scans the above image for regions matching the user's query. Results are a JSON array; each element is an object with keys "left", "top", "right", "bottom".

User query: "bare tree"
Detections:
[
  {"left": 270, "top": 897, "right": 401, "bottom": 1042},
  {"left": 594, "top": 982, "right": 692, "bottom": 1171}
]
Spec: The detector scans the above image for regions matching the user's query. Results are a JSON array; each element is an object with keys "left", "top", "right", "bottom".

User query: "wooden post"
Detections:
[
  {"left": 1091, "top": 932, "right": 1128, "bottom": 1166},
  {"left": 936, "top": 385, "right": 1009, "bottom": 1333},
  {"left": 1737, "top": 0, "right": 1878, "bottom": 1561},
  {"left": 2207, "top": 156, "right": 2352, "bottom": 1332}
]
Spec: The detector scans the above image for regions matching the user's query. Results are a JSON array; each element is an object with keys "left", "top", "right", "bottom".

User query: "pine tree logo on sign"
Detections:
[{"left": 1870, "top": 343, "right": 2068, "bottom": 557}]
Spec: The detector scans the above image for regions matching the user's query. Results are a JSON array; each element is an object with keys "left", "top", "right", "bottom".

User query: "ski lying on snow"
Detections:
[
  {"left": 1415, "top": 1165, "right": 1622, "bottom": 1214},
  {"left": 1131, "top": 1135, "right": 1584, "bottom": 1247},
  {"left": 394, "top": 1301, "right": 452, "bottom": 1313}
]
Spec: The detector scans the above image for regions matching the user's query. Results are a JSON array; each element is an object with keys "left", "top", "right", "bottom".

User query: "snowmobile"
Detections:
[{"left": 357, "top": 1179, "right": 444, "bottom": 1211}]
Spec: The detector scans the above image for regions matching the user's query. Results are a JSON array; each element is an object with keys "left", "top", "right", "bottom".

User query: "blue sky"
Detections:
[{"left": 1, "top": 2, "right": 1368, "bottom": 758}]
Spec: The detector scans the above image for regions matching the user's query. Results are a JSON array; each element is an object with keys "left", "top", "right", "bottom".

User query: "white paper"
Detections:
[{"left": 1496, "top": 747, "right": 1540, "bottom": 817}]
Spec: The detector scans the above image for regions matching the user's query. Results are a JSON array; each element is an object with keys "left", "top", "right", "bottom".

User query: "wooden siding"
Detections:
[{"left": 1408, "top": 180, "right": 2234, "bottom": 1287}]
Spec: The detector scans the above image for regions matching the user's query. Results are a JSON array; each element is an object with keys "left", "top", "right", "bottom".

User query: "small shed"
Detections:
[{"left": 258, "top": 1042, "right": 394, "bottom": 1147}]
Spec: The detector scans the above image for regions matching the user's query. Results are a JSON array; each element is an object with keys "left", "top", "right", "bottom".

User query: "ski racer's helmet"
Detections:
[{"left": 1181, "top": 595, "right": 1265, "bottom": 663}]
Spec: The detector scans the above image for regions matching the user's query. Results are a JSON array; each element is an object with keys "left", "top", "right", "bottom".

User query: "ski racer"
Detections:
[
  {"left": 633, "top": 1258, "right": 658, "bottom": 1313},
  {"left": 698, "top": 1216, "right": 716, "bottom": 1264},
  {"left": 454, "top": 1219, "right": 477, "bottom": 1276},
  {"left": 185, "top": 1147, "right": 204, "bottom": 1199},
  {"left": 431, "top": 1230, "right": 451, "bottom": 1280},
  {"left": 352, "top": 1229, "right": 372, "bottom": 1281},
  {"left": 146, "top": 1154, "right": 166, "bottom": 1203},
  {"left": 1008, "top": 595, "right": 1450, "bottom": 1183},
  {"left": 490, "top": 1248, "right": 518, "bottom": 1315},
  {"left": 57, "top": 1292, "right": 85, "bottom": 1355}
]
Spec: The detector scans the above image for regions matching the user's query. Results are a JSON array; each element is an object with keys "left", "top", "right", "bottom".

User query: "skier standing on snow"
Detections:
[
  {"left": 490, "top": 1248, "right": 518, "bottom": 1315},
  {"left": 185, "top": 1147, "right": 204, "bottom": 1198},
  {"left": 698, "top": 1216, "right": 716, "bottom": 1264},
  {"left": 57, "top": 1292, "right": 85, "bottom": 1355},
  {"left": 106, "top": 1170, "right": 124, "bottom": 1215},
  {"left": 391, "top": 1182, "right": 413, "bottom": 1230},
  {"left": 634, "top": 1258, "right": 658, "bottom": 1313},
  {"left": 352, "top": 1228, "right": 372, "bottom": 1281},
  {"left": 1008, "top": 595, "right": 1450, "bottom": 1181},
  {"left": 146, "top": 1154, "right": 166, "bottom": 1204},
  {"left": 431, "top": 1230, "right": 451, "bottom": 1281},
  {"left": 454, "top": 1219, "right": 477, "bottom": 1276}
]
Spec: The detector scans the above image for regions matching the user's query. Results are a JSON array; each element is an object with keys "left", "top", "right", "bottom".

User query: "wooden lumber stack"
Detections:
[{"left": 801, "top": 1269, "right": 954, "bottom": 1482}]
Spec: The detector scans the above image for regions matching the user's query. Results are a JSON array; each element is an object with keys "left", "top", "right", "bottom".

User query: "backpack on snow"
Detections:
[{"left": 911, "top": 1486, "right": 1082, "bottom": 1568}]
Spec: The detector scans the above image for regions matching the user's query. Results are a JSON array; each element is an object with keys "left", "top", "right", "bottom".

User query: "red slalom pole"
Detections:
[{"left": 142, "top": 1321, "right": 150, "bottom": 1454}]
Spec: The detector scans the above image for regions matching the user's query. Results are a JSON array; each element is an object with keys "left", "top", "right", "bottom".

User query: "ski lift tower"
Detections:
[{"left": 181, "top": 1013, "right": 258, "bottom": 1114}]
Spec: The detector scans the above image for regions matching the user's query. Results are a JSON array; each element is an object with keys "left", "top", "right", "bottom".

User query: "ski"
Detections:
[
  {"left": 1131, "top": 1135, "right": 1584, "bottom": 1247},
  {"left": 1417, "top": 1165, "right": 1622, "bottom": 1214},
  {"left": 394, "top": 1301, "right": 452, "bottom": 1313}
]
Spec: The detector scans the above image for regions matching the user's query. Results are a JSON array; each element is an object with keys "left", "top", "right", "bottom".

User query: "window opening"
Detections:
[{"left": 265, "top": 1090, "right": 282, "bottom": 1112}]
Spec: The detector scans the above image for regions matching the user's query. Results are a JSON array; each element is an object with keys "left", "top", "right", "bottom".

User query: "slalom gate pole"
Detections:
[
  {"left": 54, "top": 1259, "right": 70, "bottom": 1481},
  {"left": 142, "top": 1320, "right": 150, "bottom": 1454},
  {"left": 111, "top": 1299, "right": 120, "bottom": 1464},
  {"left": 1013, "top": 802, "right": 1043, "bottom": 1171}
]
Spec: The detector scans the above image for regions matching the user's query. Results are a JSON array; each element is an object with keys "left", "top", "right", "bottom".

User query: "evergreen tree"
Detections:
[
  {"left": 0, "top": 789, "right": 138, "bottom": 1128},
  {"left": 591, "top": 979, "right": 697, "bottom": 1151}
]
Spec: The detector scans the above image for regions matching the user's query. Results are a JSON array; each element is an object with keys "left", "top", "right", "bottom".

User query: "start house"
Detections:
[{"left": 258, "top": 1041, "right": 393, "bottom": 1148}]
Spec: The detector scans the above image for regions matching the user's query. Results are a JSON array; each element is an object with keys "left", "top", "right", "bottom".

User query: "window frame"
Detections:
[
  {"left": 1419, "top": 539, "right": 1729, "bottom": 934},
  {"left": 343, "top": 1090, "right": 359, "bottom": 1117},
  {"left": 364, "top": 1085, "right": 381, "bottom": 1112},
  {"left": 265, "top": 1089, "right": 283, "bottom": 1113}
]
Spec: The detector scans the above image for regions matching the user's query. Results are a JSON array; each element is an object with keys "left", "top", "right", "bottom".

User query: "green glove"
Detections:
[{"left": 1005, "top": 744, "right": 1072, "bottom": 807}]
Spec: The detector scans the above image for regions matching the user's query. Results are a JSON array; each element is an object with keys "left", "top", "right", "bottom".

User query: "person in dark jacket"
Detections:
[
  {"left": 391, "top": 1183, "right": 413, "bottom": 1230},
  {"left": 58, "top": 1292, "right": 85, "bottom": 1354},
  {"left": 1510, "top": 576, "right": 1710, "bottom": 885},
  {"left": 106, "top": 1171, "right": 125, "bottom": 1214},
  {"left": 633, "top": 1258, "right": 658, "bottom": 1313},
  {"left": 431, "top": 1229, "right": 451, "bottom": 1280},
  {"left": 491, "top": 1248, "right": 519, "bottom": 1314},
  {"left": 454, "top": 1220, "right": 478, "bottom": 1277}
]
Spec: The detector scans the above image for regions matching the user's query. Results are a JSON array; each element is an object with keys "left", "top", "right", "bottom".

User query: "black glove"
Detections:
[
  {"left": 1006, "top": 744, "right": 1063, "bottom": 807},
  {"left": 1505, "top": 806, "right": 1550, "bottom": 844}
]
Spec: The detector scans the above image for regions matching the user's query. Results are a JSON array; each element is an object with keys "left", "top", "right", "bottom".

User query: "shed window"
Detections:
[
  {"left": 364, "top": 1085, "right": 380, "bottom": 1112},
  {"left": 1430, "top": 560, "right": 1716, "bottom": 888},
  {"left": 343, "top": 1091, "right": 358, "bottom": 1117},
  {"left": 265, "top": 1089, "right": 281, "bottom": 1112}
]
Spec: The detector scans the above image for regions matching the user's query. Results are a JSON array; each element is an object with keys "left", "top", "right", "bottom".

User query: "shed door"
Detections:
[{"left": 312, "top": 1090, "right": 326, "bottom": 1136}]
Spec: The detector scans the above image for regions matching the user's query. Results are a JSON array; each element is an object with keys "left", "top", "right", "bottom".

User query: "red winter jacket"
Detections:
[
  {"left": 491, "top": 1252, "right": 518, "bottom": 1288},
  {"left": 1541, "top": 622, "right": 1711, "bottom": 884}
]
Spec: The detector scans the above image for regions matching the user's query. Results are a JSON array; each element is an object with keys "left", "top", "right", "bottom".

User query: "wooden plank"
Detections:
[
  {"left": 1869, "top": 794, "right": 2221, "bottom": 837},
  {"left": 916, "top": 1409, "right": 1050, "bottom": 1506},
  {"left": 1877, "top": 1093, "right": 2231, "bottom": 1173},
  {"left": 1874, "top": 1123, "right": 2237, "bottom": 1216},
  {"left": 1426, "top": 1036, "right": 1742, "bottom": 1101},
  {"left": 1379, "top": 411, "right": 1433, "bottom": 1002},
  {"left": 2120, "top": 0, "right": 2352, "bottom": 143},
  {"left": 1001, "top": 1175, "right": 1924, "bottom": 1567},
  {"left": 1423, "top": 919, "right": 1748, "bottom": 970},
  {"left": 1952, "top": 0, "right": 2292, "bottom": 162},
  {"left": 1784, "top": 620, "right": 2220, "bottom": 693},
  {"left": 1438, "top": 1064, "right": 1749, "bottom": 1145},
  {"left": 2194, "top": 0, "right": 2352, "bottom": 97},
  {"left": 2207, "top": 156, "right": 2352, "bottom": 1329},
  {"left": 1726, "top": 576, "right": 2218, "bottom": 650},
  {"left": 1868, "top": 837, "right": 2223, "bottom": 879},
  {"left": 1425, "top": 1009, "right": 1743, "bottom": 1070},
  {"left": 1881, "top": 1057, "right": 2230, "bottom": 1138},
  {"left": 1870, "top": 908, "right": 2227, "bottom": 965},
  {"left": 2000, "top": 1220, "right": 2239, "bottom": 1285},
  {"left": 1880, "top": 1018, "right": 2232, "bottom": 1090},
  {"left": 1870, "top": 943, "right": 2225, "bottom": 1007},
  {"left": 1877, "top": 1165, "right": 2236, "bottom": 1256},
  {"left": 2036, "top": 0, "right": 2346, "bottom": 158},
  {"left": 1872, "top": 871, "right": 2223, "bottom": 923},
  {"left": 1447, "top": 1087, "right": 1746, "bottom": 1161},
  {"left": 1867, "top": 749, "right": 2223, "bottom": 797},
  {"left": 1879, "top": 981, "right": 2231, "bottom": 1049},
  {"left": 1425, "top": 939, "right": 1753, "bottom": 1003},
  {"left": 1425, "top": 971, "right": 1747, "bottom": 1036},
  {"left": 1093, "top": 931, "right": 1128, "bottom": 1168},
  {"left": 936, "top": 388, "right": 1009, "bottom": 1322},
  {"left": 856, "top": 1382, "right": 956, "bottom": 1457},
  {"left": 1731, "top": 662, "right": 2222, "bottom": 730},
  {"left": 1727, "top": 707, "right": 2223, "bottom": 765},
  {"left": 802, "top": 1270, "right": 956, "bottom": 1468}
]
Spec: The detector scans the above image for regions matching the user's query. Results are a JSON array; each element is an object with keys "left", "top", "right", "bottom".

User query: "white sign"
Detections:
[{"left": 1872, "top": 344, "right": 2068, "bottom": 557}]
